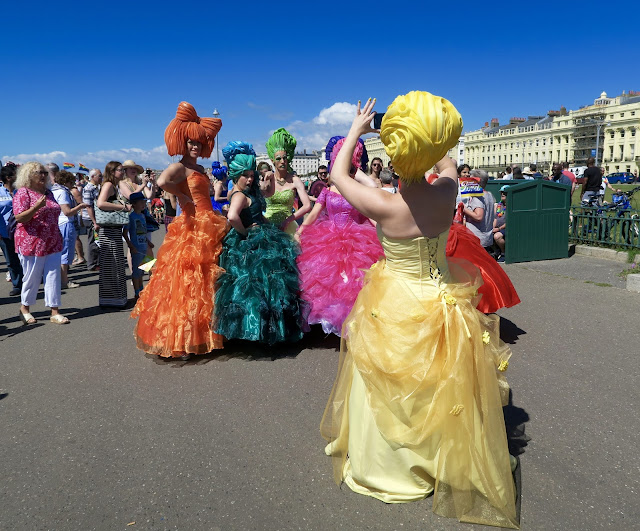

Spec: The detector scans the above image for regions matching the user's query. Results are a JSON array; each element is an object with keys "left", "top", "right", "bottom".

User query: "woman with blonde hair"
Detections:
[
  {"left": 321, "top": 94, "right": 518, "bottom": 528},
  {"left": 131, "top": 101, "right": 228, "bottom": 360},
  {"left": 12, "top": 162, "right": 69, "bottom": 324}
]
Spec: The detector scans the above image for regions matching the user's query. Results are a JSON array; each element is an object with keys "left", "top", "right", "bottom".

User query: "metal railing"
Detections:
[{"left": 570, "top": 206, "right": 640, "bottom": 249}]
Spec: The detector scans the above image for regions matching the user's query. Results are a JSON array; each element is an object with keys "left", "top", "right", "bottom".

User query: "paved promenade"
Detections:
[{"left": 1, "top": 236, "right": 638, "bottom": 530}]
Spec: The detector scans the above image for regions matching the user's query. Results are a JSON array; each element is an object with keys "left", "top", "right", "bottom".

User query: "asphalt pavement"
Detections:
[{"left": 1, "top": 234, "right": 638, "bottom": 531}]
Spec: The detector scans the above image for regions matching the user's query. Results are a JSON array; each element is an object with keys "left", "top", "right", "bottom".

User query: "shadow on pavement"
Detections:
[
  {"left": 146, "top": 324, "right": 341, "bottom": 367},
  {"left": 504, "top": 389, "right": 530, "bottom": 458},
  {"left": 499, "top": 317, "right": 526, "bottom": 345}
]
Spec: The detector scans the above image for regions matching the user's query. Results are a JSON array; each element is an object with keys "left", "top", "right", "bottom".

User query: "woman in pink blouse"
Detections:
[{"left": 13, "top": 161, "right": 69, "bottom": 325}]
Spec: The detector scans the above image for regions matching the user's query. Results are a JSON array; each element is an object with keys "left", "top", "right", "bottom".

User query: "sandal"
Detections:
[
  {"left": 72, "top": 258, "right": 86, "bottom": 266},
  {"left": 19, "top": 311, "right": 37, "bottom": 326},
  {"left": 50, "top": 314, "right": 70, "bottom": 325},
  {"left": 62, "top": 281, "right": 80, "bottom": 289}
]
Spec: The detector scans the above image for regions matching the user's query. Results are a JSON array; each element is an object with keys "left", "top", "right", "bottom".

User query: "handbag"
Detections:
[{"left": 95, "top": 199, "right": 130, "bottom": 226}]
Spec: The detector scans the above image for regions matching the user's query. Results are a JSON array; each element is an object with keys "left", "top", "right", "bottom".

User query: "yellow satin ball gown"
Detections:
[{"left": 321, "top": 227, "right": 518, "bottom": 529}]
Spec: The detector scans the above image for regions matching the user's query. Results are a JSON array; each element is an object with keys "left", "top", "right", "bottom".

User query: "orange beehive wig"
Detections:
[{"left": 164, "top": 102, "right": 222, "bottom": 159}]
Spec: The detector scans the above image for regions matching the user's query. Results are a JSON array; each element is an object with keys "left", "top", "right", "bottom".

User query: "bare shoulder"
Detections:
[{"left": 160, "top": 163, "right": 187, "bottom": 183}]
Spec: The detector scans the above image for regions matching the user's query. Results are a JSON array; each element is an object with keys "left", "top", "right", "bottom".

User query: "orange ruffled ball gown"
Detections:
[{"left": 132, "top": 171, "right": 229, "bottom": 357}]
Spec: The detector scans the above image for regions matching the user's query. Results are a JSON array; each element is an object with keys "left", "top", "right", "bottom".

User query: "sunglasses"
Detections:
[
  {"left": 372, "top": 163, "right": 382, "bottom": 167},
  {"left": 318, "top": 171, "right": 328, "bottom": 175},
  {"left": 275, "top": 156, "right": 288, "bottom": 161}
]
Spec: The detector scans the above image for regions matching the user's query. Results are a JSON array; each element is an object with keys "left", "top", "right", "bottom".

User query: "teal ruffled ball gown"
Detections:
[{"left": 214, "top": 189, "right": 309, "bottom": 344}]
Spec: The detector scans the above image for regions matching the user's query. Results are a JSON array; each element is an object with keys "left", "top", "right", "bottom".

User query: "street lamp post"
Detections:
[
  {"left": 213, "top": 108, "right": 220, "bottom": 162},
  {"left": 588, "top": 118, "right": 610, "bottom": 168}
]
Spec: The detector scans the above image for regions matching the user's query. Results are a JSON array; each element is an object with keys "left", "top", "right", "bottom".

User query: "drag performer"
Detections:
[
  {"left": 295, "top": 137, "right": 383, "bottom": 335},
  {"left": 263, "top": 128, "right": 311, "bottom": 235},
  {"left": 131, "top": 102, "right": 228, "bottom": 360},
  {"left": 214, "top": 141, "right": 308, "bottom": 345},
  {"left": 321, "top": 94, "right": 518, "bottom": 528},
  {"left": 210, "top": 161, "right": 229, "bottom": 214}
]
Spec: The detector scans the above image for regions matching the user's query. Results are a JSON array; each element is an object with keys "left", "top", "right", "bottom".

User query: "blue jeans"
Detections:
[{"left": 0, "top": 236, "right": 23, "bottom": 289}]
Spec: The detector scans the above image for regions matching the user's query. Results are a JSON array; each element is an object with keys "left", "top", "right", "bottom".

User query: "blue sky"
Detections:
[{"left": 1, "top": 0, "right": 637, "bottom": 170}]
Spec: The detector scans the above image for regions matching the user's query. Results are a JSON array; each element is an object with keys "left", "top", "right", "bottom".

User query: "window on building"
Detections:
[
  {"left": 620, "top": 146, "right": 624, "bottom": 159},
  {"left": 610, "top": 132, "right": 615, "bottom": 139},
  {"left": 535, "top": 139, "right": 539, "bottom": 146},
  {"left": 609, "top": 146, "right": 614, "bottom": 159},
  {"left": 543, "top": 138, "right": 546, "bottom": 146},
  {"left": 620, "top": 130, "right": 625, "bottom": 138},
  {"left": 631, "top": 145, "right": 635, "bottom": 158},
  {"left": 510, "top": 143, "right": 514, "bottom": 148},
  {"left": 620, "top": 113, "right": 624, "bottom": 117},
  {"left": 510, "top": 154, "right": 513, "bottom": 162},
  {"left": 516, "top": 142, "right": 520, "bottom": 148},
  {"left": 631, "top": 129, "right": 636, "bottom": 137},
  {"left": 631, "top": 111, "right": 635, "bottom": 116}
]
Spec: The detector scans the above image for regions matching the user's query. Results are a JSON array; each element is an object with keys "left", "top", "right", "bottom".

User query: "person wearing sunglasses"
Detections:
[
  {"left": 263, "top": 128, "right": 311, "bottom": 235},
  {"left": 12, "top": 162, "right": 69, "bottom": 324},
  {"left": 368, "top": 157, "right": 384, "bottom": 188},
  {"left": 308, "top": 165, "right": 329, "bottom": 202}
]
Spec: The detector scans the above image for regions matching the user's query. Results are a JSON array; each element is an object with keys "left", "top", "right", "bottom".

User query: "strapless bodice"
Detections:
[
  {"left": 265, "top": 188, "right": 295, "bottom": 223},
  {"left": 321, "top": 189, "right": 369, "bottom": 228},
  {"left": 177, "top": 171, "right": 213, "bottom": 213},
  {"left": 378, "top": 226, "right": 450, "bottom": 281}
]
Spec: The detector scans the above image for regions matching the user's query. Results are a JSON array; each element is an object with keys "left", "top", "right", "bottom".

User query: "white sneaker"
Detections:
[{"left": 5, "top": 272, "right": 10, "bottom": 282}]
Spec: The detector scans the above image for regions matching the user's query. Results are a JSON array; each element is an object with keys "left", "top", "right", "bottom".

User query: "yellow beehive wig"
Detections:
[{"left": 380, "top": 91, "right": 462, "bottom": 183}]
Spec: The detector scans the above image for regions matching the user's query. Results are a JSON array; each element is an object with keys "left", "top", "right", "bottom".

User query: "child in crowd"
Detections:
[
  {"left": 126, "top": 192, "right": 154, "bottom": 298},
  {"left": 493, "top": 185, "right": 508, "bottom": 262}
]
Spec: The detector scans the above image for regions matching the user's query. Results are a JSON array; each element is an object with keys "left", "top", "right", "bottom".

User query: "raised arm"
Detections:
[
  {"left": 330, "top": 99, "right": 392, "bottom": 222},
  {"left": 260, "top": 171, "right": 275, "bottom": 198}
]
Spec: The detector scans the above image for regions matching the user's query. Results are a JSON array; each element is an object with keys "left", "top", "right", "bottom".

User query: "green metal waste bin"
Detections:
[{"left": 488, "top": 180, "right": 571, "bottom": 263}]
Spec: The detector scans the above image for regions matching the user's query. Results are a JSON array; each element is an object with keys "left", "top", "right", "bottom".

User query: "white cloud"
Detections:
[
  {"left": 2, "top": 146, "right": 175, "bottom": 171},
  {"left": 282, "top": 102, "right": 358, "bottom": 152}
]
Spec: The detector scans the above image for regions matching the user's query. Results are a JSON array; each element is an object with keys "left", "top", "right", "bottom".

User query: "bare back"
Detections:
[{"left": 367, "top": 179, "right": 457, "bottom": 240}]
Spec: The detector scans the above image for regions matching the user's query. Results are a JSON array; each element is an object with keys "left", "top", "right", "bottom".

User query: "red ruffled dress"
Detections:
[
  {"left": 446, "top": 223, "right": 520, "bottom": 313},
  {"left": 131, "top": 171, "right": 229, "bottom": 357}
]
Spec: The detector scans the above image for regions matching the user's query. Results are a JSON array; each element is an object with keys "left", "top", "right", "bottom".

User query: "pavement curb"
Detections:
[
  {"left": 627, "top": 274, "right": 640, "bottom": 293},
  {"left": 574, "top": 245, "right": 630, "bottom": 263}
]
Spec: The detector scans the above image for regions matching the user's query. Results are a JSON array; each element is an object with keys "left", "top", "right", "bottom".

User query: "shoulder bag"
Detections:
[{"left": 95, "top": 199, "right": 130, "bottom": 226}]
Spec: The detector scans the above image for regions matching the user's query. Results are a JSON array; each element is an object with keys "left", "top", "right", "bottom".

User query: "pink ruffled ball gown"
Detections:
[{"left": 297, "top": 188, "right": 383, "bottom": 335}]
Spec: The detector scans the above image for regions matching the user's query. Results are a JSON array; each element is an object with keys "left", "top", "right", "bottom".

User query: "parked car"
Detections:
[{"left": 605, "top": 172, "right": 635, "bottom": 184}]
